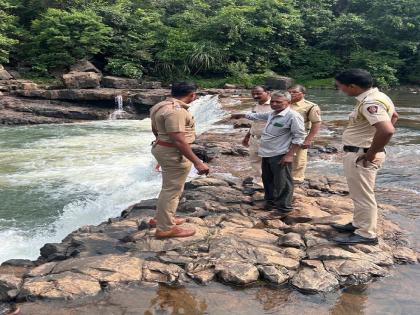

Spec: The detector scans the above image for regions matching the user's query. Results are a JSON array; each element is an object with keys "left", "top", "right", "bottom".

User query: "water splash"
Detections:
[
  {"left": 0, "top": 96, "right": 228, "bottom": 263},
  {"left": 109, "top": 95, "right": 127, "bottom": 120},
  {"left": 189, "top": 95, "right": 229, "bottom": 135}
]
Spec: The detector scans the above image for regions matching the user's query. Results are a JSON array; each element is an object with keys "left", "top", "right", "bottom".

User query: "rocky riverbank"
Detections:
[
  {"left": 0, "top": 110, "right": 419, "bottom": 312},
  {"left": 0, "top": 61, "right": 283, "bottom": 126}
]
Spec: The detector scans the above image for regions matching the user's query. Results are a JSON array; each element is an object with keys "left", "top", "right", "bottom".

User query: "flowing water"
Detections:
[
  {"left": 1, "top": 90, "right": 420, "bottom": 314},
  {"left": 0, "top": 95, "right": 226, "bottom": 263}
]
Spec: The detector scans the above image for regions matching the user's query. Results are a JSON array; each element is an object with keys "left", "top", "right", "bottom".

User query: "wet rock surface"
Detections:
[
  {"left": 0, "top": 95, "right": 113, "bottom": 125},
  {"left": 0, "top": 90, "right": 417, "bottom": 309},
  {"left": 0, "top": 169, "right": 416, "bottom": 304}
]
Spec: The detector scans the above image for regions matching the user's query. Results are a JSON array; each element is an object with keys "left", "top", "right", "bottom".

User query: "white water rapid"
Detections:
[{"left": 0, "top": 95, "right": 227, "bottom": 263}]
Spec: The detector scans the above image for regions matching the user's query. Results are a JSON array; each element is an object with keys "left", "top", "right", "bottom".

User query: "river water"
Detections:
[
  {"left": 1, "top": 90, "right": 420, "bottom": 314},
  {"left": 0, "top": 95, "right": 224, "bottom": 263}
]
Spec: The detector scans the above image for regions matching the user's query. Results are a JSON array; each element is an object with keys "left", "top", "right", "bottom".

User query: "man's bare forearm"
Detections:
[
  {"left": 368, "top": 122, "right": 395, "bottom": 156},
  {"left": 305, "top": 122, "right": 321, "bottom": 143},
  {"left": 168, "top": 133, "right": 201, "bottom": 164},
  {"left": 391, "top": 111, "right": 399, "bottom": 125}
]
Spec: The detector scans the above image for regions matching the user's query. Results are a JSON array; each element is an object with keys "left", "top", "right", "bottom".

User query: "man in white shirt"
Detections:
[{"left": 232, "top": 91, "right": 305, "bottom": 215}]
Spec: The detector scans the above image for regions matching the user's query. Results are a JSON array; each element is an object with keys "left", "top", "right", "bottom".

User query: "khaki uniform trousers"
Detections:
[
  {"left": 151, "top": 144, "right": 192, "bottom": 231},
  {"left": 249, "top": 135, "right": 262, "bottom": 181},
  {"left": 292, "top": 147, "right": 308, "bottom": 182},
  {"left": 343, "top": 151, "right": 386, "bottom": 238}
]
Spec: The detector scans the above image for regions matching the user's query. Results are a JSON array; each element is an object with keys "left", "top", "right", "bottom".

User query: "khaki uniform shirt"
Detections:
[
  {"left": 249, "top": 98, "right": 271, "bottom": 137},
  {"left": 291, "top": 99, "right": 322, "bottom": 130},
  {"left": 342, "top": 88, "right": 395, "bottom": 148},
  {"left": 150, "top": 97, "right": 196, "bottom": 144}
]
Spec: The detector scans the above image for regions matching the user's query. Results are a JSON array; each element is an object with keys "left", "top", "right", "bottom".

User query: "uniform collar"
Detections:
[
  {"left": 167, "top": 97, "right": 190, "bottom": 109},
  {"left": 293, "top": 99, "right": 306, "bottom": 107},
  {"left": 355, "top": 87, "right": 378, "bottom": 102},
  {"left": 273, "top": 106, "right": 290, "bottom": 117},
  {"left": 256, "top": 98, "right": 271, "bottom": 106}
]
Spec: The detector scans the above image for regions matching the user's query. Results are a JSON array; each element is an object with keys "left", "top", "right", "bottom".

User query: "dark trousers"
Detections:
[{"left": 261, "top": 154, "right": 294, "bottom": 212}]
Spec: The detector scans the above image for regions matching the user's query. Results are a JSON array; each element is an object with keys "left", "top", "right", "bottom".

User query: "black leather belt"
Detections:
[{"left": 343, "top": 145, "right": 385, "bottom": 153}]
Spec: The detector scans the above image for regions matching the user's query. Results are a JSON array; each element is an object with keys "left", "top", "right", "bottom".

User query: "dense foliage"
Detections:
[{"left": 1, "top": 0, "right": 419, "bottom": 86}]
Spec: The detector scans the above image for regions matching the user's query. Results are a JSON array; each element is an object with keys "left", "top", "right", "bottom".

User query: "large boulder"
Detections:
[
  {"left": 70, "top": 60, "right": 101, "bottom": 73},
  {"left": 138, "top": 81, "right": 162, "bottom": 89},
  {"left": 62, "top": 71, "right": 101, "bottom": 89},
  {"left": 0, "top": 274, "right": 23, "bottom": 301},
  {"left": 13, "top": 88, "right": 170, "bottom": 108},
  {"left": 102, "top": 76, "right": 140, "bottom": 89},
  {"left": 16, "top": 81, "right": 38, "bottom": 91},
  {"left": 0, "top": 66, "right": 13, "bottom": 80},
  {"left": 265, "top": 75, "right": 294, "bottom": 90}
]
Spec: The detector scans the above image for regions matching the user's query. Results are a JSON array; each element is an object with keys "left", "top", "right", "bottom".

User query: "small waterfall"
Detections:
[
  {"left": 189, "top": 95, "right": 229, "bottom": 135},
  {"left": 109, "top": 95, "right": 127, "bottom": 120}
]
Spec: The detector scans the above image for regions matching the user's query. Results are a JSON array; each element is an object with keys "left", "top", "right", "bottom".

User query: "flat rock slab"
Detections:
[
  {"left": 19, "top": 271, "right": 102, "bottom": 300},
  {"left": 133, "top": 224, "right": 210, "bottom": 252},
  {"left": 51, "top": 254, "right": 143, "bottom": 283},
  {"left": 6, "top": 170, "right": 416, "bottom": 304},
  {"left": 142, "top": 261, "right": 185, "bottom": 284}
]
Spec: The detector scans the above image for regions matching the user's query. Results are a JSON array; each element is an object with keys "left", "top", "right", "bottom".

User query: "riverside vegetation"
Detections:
[{"left": 0, "top": 0, "right": 419, "bottom": 87}]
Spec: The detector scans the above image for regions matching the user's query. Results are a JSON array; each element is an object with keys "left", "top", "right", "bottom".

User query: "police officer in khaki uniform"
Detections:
[
  {"left": 332, "top": 69, "right": 398, "bottom": 245},
  {"left": 288, "top": 85, "right": 322, "bottom": 183},
  {"left": 150, "top": 82, "right": 209, "bottom": 238},
  {"left": 241, "top": 86, "right": 271, "bottom": 185}
]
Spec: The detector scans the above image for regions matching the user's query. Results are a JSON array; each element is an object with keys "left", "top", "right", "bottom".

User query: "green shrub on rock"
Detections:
[{"left": 25, "top": 8, "right": 111, "bottom": 73}]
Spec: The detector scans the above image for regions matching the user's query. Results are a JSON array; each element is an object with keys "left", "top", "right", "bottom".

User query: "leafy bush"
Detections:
[
  {"left": 25, "top": 8, "right": 111, "bottom": 72},
  {"left": 0, "top": 0, "right": 18, "bottom": 63},
  {"left": 348, "top": 50, "right": 402, "bottom": 87},
  {"left": 105, "top": 58, "right": 143, "bottom": 79}
]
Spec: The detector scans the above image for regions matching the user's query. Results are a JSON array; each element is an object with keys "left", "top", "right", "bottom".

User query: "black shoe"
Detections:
[
  {"left": 333, "top": 233, "right": 378, "bottom": 245},
  {"left": 331, "top": 222, "right": 356, "bottom": 233}
]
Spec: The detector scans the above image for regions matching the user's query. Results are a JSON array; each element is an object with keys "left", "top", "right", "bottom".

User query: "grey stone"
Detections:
[
  {"left": 185, "top": 263, "right": 215, "bottom": 284},
  {"left": 138, "top": 81, "right": 162, "bottom": 89},
  {"left": 102, "top": 76, "right": 140, "bottom": 89},
  {"left": 185, "top": 177, "right": 229, "bottom": 189},
  {"left": 40, "top": 243, "right": 68, "bottom": 260},
  {"left": 70, "top": 60, "right": 101, "bottom": 73},
  {"left": 324, "top": 259, "right": 388, "bottom": 284},
  {"left": 216, "top": 261, "right": 259, "bottom": 285},
  {"left": 265, "top": 75, "right": 294, "bottom": 90},
  {"left": 0, "top": 69, "right": 12, "bottom": 80},
  {"left": 307, "top": 245, "right": 356, "bottom": 260},
  {"left": 258, "top": 265, "right": 291, "bottom": 285},
  {"left": 19, "top": 271, "right": 102, "bottom": 300},
  {"left": 278, "top": 233, "right": 305, "bottom": 249},
  {"left": 0, "top": 274, "right": 22, "bottom": 301},
  {"left": 1, "top": 259, "right": 35, "bottom": 268},
  {"left": 393, "top": 247, "right": 418, "bottom": 264},
  {"left": 62, "top": 71, "right": 102, "bottom": 89},
  {"left": 142, "top": 261, "right": 185, "bottom": 284},
  {"left": 291, "top": 266, "right": 339, "bottom": 293}
]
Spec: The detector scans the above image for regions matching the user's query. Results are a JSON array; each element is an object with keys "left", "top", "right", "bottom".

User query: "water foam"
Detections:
[{"left": 0, "top": 95, "right": 225, "bottom": 263}]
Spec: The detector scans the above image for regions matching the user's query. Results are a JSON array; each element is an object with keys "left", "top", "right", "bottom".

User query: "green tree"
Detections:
[
  {"left": 96, "top": 2, "right": 164, "bottom": 78},
  {"left": 26, "top": 8, "right": 112, "bottom": 73},
  {"left": 0, "top": 0, "right": 19, "bottom": 63}
]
